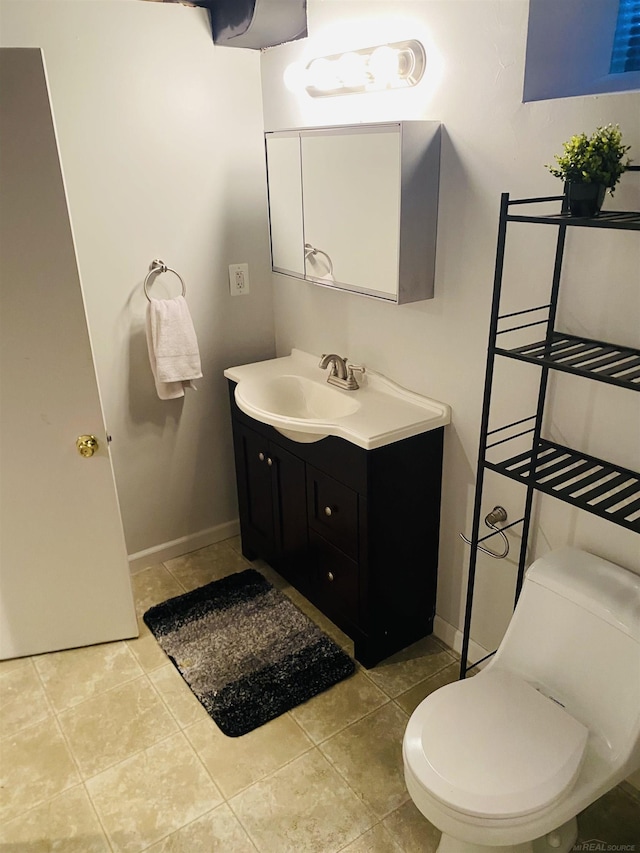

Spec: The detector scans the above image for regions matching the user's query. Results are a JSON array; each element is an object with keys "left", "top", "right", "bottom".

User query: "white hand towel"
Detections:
[{"left": 146, "top": 295, "right": 202, "bottom": 400}]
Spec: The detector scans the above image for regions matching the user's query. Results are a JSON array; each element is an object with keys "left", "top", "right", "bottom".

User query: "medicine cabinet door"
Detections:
[
  {"left": 265, "top": 132, "right": 304, "bottom": 277},
  {"left": 301, "top": 126, "right": 401, "bottom": 298}
]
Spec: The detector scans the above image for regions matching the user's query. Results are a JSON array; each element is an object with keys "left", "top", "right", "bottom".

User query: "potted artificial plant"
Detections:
[{"left": 547, "top": 124, "right": 632, "bottom": 217}]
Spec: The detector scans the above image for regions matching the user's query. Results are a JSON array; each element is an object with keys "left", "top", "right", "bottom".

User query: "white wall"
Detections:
[
  {"left": 260, "top": 0, "right": 640, "bottom": 653},
  {"left": 1, "top": 0, "right": 276, "bottom": 564}
]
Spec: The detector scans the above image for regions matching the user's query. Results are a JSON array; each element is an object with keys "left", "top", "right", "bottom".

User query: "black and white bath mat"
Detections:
[{"left": 143, "top": 569, "right": 355, "bottom": 737}]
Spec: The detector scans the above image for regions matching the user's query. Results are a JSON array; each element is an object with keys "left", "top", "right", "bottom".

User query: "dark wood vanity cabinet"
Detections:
[{"left": 228, "top": 381, "right": 444, "bottom": 667}]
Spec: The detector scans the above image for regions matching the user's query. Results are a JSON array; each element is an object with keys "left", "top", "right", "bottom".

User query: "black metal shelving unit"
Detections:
[{"left": 460, "top": 183, "right": 640, "bottom": 677}]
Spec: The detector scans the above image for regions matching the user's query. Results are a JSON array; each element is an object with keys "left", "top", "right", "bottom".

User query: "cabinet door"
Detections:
[
  {"left": 265, "top": 133, "right": 304, "bottom": 276},
  {"left": 301, "top": 126, "right": 401, "bottom": 297},
  {"left": 270, "top": 442, "right": 309, "bottom": 588},
  {"left": 235, "top": 422, "right": 276, "bottom": 559},
  {"left": 232, "top": 419, "right": 309, "bottom": 583}
]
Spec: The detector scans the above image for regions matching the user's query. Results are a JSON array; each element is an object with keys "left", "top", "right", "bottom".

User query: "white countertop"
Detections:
[{"left": 224, "top": 349, "right": 451, "bottom": 450}]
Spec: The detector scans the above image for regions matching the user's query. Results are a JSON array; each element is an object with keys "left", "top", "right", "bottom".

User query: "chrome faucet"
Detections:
[
  {"left": 319, "top": 353, "right": 348, "bottom": 380},
  {"left": 319, "top": 353, "right": 366, "bottom": 390}
]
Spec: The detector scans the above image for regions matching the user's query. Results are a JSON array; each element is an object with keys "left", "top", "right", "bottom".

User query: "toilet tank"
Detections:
[{"left": 491, "top": 548, "right": 640, "bottom": 766}]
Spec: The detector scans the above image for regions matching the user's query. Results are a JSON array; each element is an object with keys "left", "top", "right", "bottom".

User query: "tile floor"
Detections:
[{"left": 1, "top": 537, "right": 638, "bottom": 852}]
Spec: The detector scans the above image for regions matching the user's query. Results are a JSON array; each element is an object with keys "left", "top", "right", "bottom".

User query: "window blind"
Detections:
[{"left": 610, "top": 0, "right": 640, "bottom": 73}]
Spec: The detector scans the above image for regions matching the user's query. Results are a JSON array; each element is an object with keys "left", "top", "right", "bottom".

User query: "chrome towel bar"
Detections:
[{"left": 143, "top": 259, "right": 186, "bottom": 302}]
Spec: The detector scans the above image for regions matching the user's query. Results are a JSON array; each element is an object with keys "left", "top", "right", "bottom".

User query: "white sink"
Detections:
[
  {"left": 242, "top": 374, "right": 361, "bottom": 421},
  {"left": 224, "top": 349, "right": 451, "bottom": 449}
]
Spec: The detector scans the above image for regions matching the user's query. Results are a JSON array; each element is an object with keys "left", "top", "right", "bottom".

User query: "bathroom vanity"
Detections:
[
  {"left": 265, "top": 121, "right": 441, "bottom": 303},
  {"left": 225, "top": 351, "right": 450, "bottom": 667}
]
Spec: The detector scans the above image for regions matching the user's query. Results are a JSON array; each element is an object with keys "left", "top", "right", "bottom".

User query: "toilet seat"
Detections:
[{"left": 403, "top": 669, "right": 588, "bottom": 820}]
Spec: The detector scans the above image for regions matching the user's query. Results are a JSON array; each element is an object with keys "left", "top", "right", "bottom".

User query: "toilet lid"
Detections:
[{"left": 403, "top": 669, "right": 588, "bottom": 819}]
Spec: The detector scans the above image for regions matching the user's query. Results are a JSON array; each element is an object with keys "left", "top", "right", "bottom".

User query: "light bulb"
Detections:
[
  {"left": 306, "top": 58, "right": 340, "bottom": 92},
  {"left": 283, "top": 61, "right": 307, "bottom": 94},
  {"left": 368, "top": 46, "right": 400, "bottom": 88},
  {"left": 336, "top": 52, "right": 368, "bottom": 88}
]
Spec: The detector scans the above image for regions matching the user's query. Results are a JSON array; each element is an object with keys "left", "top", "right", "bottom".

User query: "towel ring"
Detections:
[
  {"left": 304, "top": 243, "right": 334, "bottom": 277},
  {"left": 143, "top": 259, "right": 186, "bottom": 302}
]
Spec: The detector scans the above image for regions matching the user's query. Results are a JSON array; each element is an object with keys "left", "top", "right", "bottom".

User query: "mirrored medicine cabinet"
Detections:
[{"left": 264, "top": 121, "right": 441, "bottom": 304}]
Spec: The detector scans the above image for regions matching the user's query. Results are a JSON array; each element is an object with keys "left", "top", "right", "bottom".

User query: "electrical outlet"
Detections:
[{"left": 229, "top": 263, "right": 250, "bottom": 296}]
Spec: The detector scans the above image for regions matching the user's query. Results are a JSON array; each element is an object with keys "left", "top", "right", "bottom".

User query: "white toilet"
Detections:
[{"left": 403, "top": 547, "right": 640, "bottom": 853}]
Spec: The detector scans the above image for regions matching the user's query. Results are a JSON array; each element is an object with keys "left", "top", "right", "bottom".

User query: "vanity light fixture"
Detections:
[{"left": 304, "top": 39, "right": 426, "bottom": 97}]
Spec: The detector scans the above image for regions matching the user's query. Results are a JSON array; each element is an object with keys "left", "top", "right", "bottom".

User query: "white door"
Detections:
[{"left": 0, "top": 48, "right": 138, "bottom": 659}]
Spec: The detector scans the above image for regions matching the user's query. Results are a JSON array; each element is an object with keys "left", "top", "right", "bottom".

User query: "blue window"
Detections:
[{"left": 610, "top": 0, "right": 640, "bottom": 73}]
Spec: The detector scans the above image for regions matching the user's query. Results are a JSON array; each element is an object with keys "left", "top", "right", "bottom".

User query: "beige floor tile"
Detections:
[
  {"left": 320, "top": 702, "right": 410, "bottom": 819},
  {"left": 57, "top": 676, "right": 178, "bottom": 778},
  {"left": 395, "top": 661, "right": 461, "bottom": 715},
  {"left": 86, "top": 731, "right": 223, "bottom": 853},
  {"left": 225, "top": 535, "right": 244, "bottom": 556},
  {"left": 0, "top": 784, "right": 110, "bottom": 852},
  {"left": 365, "top": 636, "right": 456, "bottom": 698},
  {"left": 126, "top": 618, "right": 169, "bottom": 673},
  {"left": 577, "top": 783, "right": 640, "bottom": 844},
  {"left": 131, "top": 564, "right": 185, "bottom": 618},
  {"left": 0, "top": 716, "right": 80, "bottom": 822},
  {"left": 382, "top": 800, "right": 441, "bottom": 853},
  {"left": 149, "top": 663, "right": 210, "bottom": 728},
  {"left": 0, "top": 657, "right": 29, "bottom": 676},
  {"left": 185, "top": 712, "right": 313, "bottom": 799},
  {"left": 145, "top": 803, "right": 257, "bottom": 852},
  {"left": 229, "top": 748, "right": 375, "bottom": 853},
  {"left": 341, "top": 822, "right": 403, "bottom": 852},
  {"left": 32, "top": 640, "right": 143, "bottom": 712},
  {"left": 291, "top": 670, "right": 387, "bottom": 744},
  {"left": 163, "top": 541, "right": 249, "bottom": 591},
  {"left": 0, "top": 658, "right": 51, "bottom": 737}
]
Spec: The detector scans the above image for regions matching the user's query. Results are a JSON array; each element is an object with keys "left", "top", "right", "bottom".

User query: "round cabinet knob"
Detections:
[
  {"left": 327, "top": 572, "right": 334, "bottom": 582},
  {"left": 324, "top": 506, "right": 333, "bottom": 517},
  {"left": 267, "top": 457, "right": 273, "bottom": 467},
  {"left": 258, "top": 452, "right": 265, "bottom": 462},
  {"left": 76, "top": 435, "right": 99, "bottom": 458}
]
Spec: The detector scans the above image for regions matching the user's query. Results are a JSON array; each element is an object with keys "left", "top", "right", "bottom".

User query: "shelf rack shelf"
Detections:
[
  {"left": 486, "top": 438, "right": 640, "bottom": 534},
  {"left": 460, "top": 182, "right": 640, "bottom": 678},
  {"left": 507, "top": 208, "right": 640, "bottom": 230},
  {"left": 495, "top": 332, "right": 640, "bottom": 390}
]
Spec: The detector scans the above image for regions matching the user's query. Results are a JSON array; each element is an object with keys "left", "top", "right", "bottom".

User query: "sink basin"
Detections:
[
  {"left": 242, "top": 374, "right": 361, "bottom": 421},
  {"left": 224, "top": 349, "right": 451, "bottom": 449}
]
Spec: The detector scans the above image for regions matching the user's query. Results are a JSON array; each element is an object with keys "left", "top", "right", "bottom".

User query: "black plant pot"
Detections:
[{"left": 565, "top": 182, "right": 607, "bottom": 218}]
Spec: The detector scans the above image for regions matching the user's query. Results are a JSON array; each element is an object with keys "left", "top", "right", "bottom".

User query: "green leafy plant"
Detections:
[{"left": 547, "top": 124, "right": 632, "bottom": 195}]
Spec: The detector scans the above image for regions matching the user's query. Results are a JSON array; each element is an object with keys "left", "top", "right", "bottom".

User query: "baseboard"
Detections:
[
  {"left": 128, "top": 520, "right": 240, "bottom": 573},
  {"left": 433, "top": 615, "right": 492, "bottom": 670}
]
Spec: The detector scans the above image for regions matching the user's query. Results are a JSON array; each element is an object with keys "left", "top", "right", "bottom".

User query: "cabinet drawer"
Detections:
[
  {"left": 309, "top": 531, "right": 360, "bottom": 627},
  {"left": 307, "top": 466, "right": 358, "bottom": 559}
]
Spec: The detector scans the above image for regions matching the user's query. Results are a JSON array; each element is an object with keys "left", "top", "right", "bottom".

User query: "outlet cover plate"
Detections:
[{"left": 229, "top": 263, "right": 250, "bottom": 295}]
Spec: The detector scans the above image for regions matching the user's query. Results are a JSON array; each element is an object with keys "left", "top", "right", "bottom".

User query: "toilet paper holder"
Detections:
[{"left": 460, "top": 506, "right": 512, "bottom": 559}]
